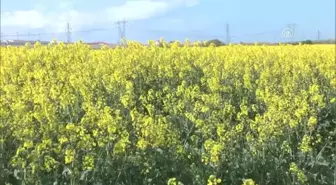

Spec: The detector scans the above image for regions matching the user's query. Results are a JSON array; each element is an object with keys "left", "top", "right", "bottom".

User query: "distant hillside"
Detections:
[{"left": 0, "top": 40, "right": 119, "bottom": 49}]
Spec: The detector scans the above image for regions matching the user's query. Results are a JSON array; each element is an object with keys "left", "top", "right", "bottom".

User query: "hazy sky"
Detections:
[{"left": 1, "top": 0, "right": 335, "bottom": 43}]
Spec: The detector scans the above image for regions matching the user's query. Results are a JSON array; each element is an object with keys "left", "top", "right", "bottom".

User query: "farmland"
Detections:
[{"left": 0, "top": 42, "right": 335, "bottom": 185}]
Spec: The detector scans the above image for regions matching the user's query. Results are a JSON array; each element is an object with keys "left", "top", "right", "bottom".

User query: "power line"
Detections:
[
  {"left": 2, "top": 28, "right": 109, "bottom": 37},
  {"left": 232, "top": 29, "right": 283, "bottom": 38},
  {"left": 2, "top": 32, "right": 58, "bottom": 38},
  {"left": 1, "top": 23, "right": 294, "bottom": 43},
  {"left": 73, "top": 28, "right": 109, "bottom": 33},
  {"left": 1, "top": 20, "right": 119, "bottom": 43},
  {"left": 142, "top": 28, "right": 283, "bottom": 41}
]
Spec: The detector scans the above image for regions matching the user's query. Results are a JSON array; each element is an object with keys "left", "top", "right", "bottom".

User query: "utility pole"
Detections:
[
  {"left": 317, "top": 30, "right": 321, "bottom": 41},
  {"left": 226, "top": 23, "right": 231, "bottom": 44},
  {"left": 65, "top": 21, "right": 72, "bottom": 44},
  {"left": 115, "top": 19, "right": 128, "bottom": 45}
]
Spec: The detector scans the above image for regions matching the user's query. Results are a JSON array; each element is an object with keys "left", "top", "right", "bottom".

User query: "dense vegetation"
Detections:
[{"left": 0, "top": 42, "right": 335, "bottom": 185}]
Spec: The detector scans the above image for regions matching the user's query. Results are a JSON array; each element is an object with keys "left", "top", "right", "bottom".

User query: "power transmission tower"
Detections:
[
  {"left": 286, "top": 23, "right": 296, "bottom": 42},
  {"left": 16, "top": 32, "right": 19, "bottom": 40},
  {"left": 293, "top": 24, "right": 296, "bottom": 41},
  {"left": 65, "top": 21, "right": 72, "bottom": 43},
  {"left": 291, "top": 23, "right": 296, "bottom": 42},
  {"left": 317, "top": 30, "right": 321, "bottom": 41},
  {"left": 226, "top": 23, "right": 231, "bottom": 44},
  {"left": 115, "top": 20, "right": 128, "bottom": 45}
]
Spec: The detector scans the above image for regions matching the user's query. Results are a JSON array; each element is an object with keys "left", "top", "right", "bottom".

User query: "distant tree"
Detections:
[
  {"left": 205, "top": 39, "right": 225, "bottom": 47},
  {"left": 313, "top": 39, "right": 335, "bottom": 44},
  {"left": 302, "top": 40, "right": 313, "bottom": 45},
  {"left": 291, "top": 40, "right": 313, "bottom": 45}
]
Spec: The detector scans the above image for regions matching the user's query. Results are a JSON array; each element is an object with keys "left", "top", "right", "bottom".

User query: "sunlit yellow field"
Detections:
[{"left": 0, "top": 42, "right": 335, "bottom": 185}]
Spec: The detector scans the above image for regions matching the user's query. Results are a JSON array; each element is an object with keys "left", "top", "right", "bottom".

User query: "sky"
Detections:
[{"left": 1, "top": 0, "right": 335, "bottom": 43}]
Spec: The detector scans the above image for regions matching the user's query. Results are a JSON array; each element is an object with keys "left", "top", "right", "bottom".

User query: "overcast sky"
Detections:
[{"left": 1, "top": 0, "right": 335, "bottom": 43}]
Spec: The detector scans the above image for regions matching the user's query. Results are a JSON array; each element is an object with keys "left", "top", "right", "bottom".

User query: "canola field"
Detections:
[{"left": 0, "top": 42, "right": 335, "bottom": 185}]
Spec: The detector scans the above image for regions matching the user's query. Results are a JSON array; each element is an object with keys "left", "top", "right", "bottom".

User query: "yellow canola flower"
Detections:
[{"left": 0, "top": 42, "right": 335, "bottom": 185}]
